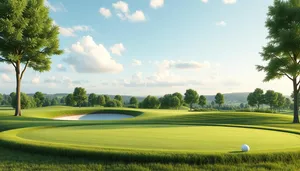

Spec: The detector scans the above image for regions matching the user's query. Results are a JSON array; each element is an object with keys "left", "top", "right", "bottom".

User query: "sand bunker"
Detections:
[{"left": 54, "top": 114, "right": 134, "bottom": 121}]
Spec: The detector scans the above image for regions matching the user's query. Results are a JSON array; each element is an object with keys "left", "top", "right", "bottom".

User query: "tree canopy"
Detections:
[
  {"left": 215, "top": 93, "right": 224, "bottom": 109},
  {"left": 198, "top": 95, "right": 207, "bottom": 107},
  {"left": 184, "top": 89, "right": 199, "bottom": 110},
  {"left": 73, "top": 87, "right": 87, "bottom": 107},
  {"left": 257, "top": 0, "right": 300, "bottom": 123},
  {"left": 0, "top": 0, "right": 63, "bottom": 116}
]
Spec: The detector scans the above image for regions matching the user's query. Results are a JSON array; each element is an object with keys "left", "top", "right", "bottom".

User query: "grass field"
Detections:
[{"left": 1, "top": 106, "right": 300, "bottom": 170}]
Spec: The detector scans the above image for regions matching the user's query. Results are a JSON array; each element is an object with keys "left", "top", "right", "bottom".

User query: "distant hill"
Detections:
[{"left": 204, "top": 92, "right": 249, "bottom": 105}]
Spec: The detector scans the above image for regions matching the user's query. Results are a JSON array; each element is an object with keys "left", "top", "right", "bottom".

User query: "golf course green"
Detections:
[
  {"left": 15, "top": 125, "right": 300, "bottom": 153},
  {"left": 2, "top": 107, "right": 300, "bottom": 170}
]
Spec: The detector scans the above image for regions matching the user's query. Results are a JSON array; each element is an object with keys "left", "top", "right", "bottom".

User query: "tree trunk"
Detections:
[
  {"left": 293, "top": 79, "right": 299, "bottom": 123},
  {"left": 189, "top": 103, "right": 192, "bottom": 111},
  {"left": 14, "top": 61, "right": 21, "bottom": 116}
]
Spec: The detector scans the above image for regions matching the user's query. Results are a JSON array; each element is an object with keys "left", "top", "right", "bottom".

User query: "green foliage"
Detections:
[
  {"left": 285, "top": 98, "right": 292, "bottom": 109},
  {"left": 172, "top": 92, "right": 184, "bottom": 106},
  {"left": 104, "top": 95, "right": 110, "bottom": 104},
  {"left": 65, "top": 94, "right": 75, "bottom": 106},
  {"left": 105, "top": 100, "right": 117, "bottom": 107},
  {"left": 9, "top": 92, "right": 36, "bottom": 109},
  {"left": 0, "top": 0, "right": 63, "bottom": 68},
  {"left": 170, "top": 96, "right": 180, "bottom": 109},
  {"left": 247, "top": 88, "right": 265, "bottom": 109},
  {"left": 88, "top": 93, "right": 98, "bottom": 107},
  {"left": 198, "top": 95, "right": 207, "bottom": 107},
  {"left": 129, "top": 97, "right": 138, "bottom": 107},
  {"left": 215, "top": 93, "right": 224, "bottom": 109},
  {"left": 51, "top": 98, "right": 59, "bottom": 106},
  {"left": 0, "top": 93, "right": 2, "bottom": 103},
  {"left": 184, "top": 89, "right": 199, "bottom": 110},
  {"left": 0, "top": 0, "right": 63, "bottom": 116},
  {"left": 73, "top": 87, "right": 87, "bottom": 107},
  {"left": 275, "top": 93, "right": 285, "bottom": 110},
  {"left": 257, "top": 0, "right": 300, "bottom": 123},
  {"left": 142, "top": 95, "right": 160, "bottom": 109},
  {"left": 60, "top": 96, "right": 65, "bottom": 104},
  {"left": 43, "top": 98, "right": 51, "bottom": 107},
  {"left": 98, "top": 95, "right": 106, "bottom": 106},
  {"left": 114, "top": 95, "right": 123, "bottom": 103},
  {"left": 33, "top": 92, "right": 45, "bottom": 107},
  {"left": 265, "top": 90, "right": 278, "bottom": 110}
]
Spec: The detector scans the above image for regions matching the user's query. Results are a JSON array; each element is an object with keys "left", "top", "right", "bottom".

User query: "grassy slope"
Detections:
[{"left": 1, "top": 106, "right": 300, "bottom": 170}]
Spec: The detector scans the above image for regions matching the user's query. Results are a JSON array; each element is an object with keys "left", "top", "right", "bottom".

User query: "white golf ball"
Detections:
[{"left": 241, "top": 144, "right": 250, "bottom": 152}]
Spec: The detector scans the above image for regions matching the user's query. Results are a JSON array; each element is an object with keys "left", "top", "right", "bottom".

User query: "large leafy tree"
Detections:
[
  {"left": 247, "top": 93, "right": 257, "bottom": 108},
  {"left": 104, "top": 95, "right": 110, "bottom": 103},
  {"left": 0, "top": 0, "right": 62, "bottom": 116},
  {"left": 142, "top": 95, "right": 160, "bottom": 109},
  {"left": 172, "top": 92, "right": 184, "bottom": 106},
  {"left": 247, "top": 88, "right": 265, "bottom": 109},
  {"left": 65, "top": 94, "right": 75, "bottom": 106},
  {"left": 184, "top": 89, "right": 199, "bottom": 110},
  {"left": 275, "top": 92, "right": 286, "bottom": 111},
  {"left": 215, "top": 93, "right": 224, "bottom": 110},
  {"left": 129, "top": 97, "right": 138, "bottom": 107},
  {"left": 257, "top": 0, "right": 300, "bottom": 123},
  {"left": 98, "top": 95, "right": 106, "bottom": 106},
  {"left": 114, "top": 95, "right": 123, "bottom": 103},
  {"left": 73, "top": 87, "right": 87, "bottom": 107},
  {"left": 198, "top": 95, "right": 207, "bottom": 108},
  {"left": 88, "top": 93, "right": 97, "bottom": 107},
  {"left": 264, "top": 90, "right": 278, "bottom": 111},
  {"left": 33, "top": 91, "right": 45, "bottom": 107},
  {"left": 170, "top": 96, "right": 180, "bottom": 109}
]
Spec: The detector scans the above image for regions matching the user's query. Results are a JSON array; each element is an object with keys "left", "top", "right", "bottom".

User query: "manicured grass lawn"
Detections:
[
  {"left": 1, "top": 106, "right": 300, "bottom": 170},
  {"left": 16, "top": 125, "right": 300, "bottom": 153}
]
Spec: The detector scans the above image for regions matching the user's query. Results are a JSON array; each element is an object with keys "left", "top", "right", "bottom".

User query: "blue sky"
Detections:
[{"left": 0, "top": 0, "right": 292, "bottom": 96}]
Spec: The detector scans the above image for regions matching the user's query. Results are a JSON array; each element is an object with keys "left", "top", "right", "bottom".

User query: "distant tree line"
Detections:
[
  {"left": 247, "top": 88, "right": 291, "bottom": 112},
  {"left": 1, "top": 87, "right": 291, "bottom": 113}
]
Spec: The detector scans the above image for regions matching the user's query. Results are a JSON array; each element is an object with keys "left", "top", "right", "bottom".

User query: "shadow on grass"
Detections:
[{"left": 228, "top": 151, "right": 243, "bottom": 154}]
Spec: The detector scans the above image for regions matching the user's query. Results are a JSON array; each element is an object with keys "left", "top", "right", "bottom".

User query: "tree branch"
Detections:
[
  {"left": 283, "top": 73, "right": 293, "bottom": 80},
  {"left": 10, "top": 61, "right": 16, "bottom": 68},
  {"left": 20, "top": 60, "right": 30, "bottom": 80}
]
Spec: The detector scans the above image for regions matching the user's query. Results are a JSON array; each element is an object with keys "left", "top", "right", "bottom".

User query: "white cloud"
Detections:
[
  {"left": 31, "top": 76, "right": 40, "bottom": 84},
  {"left": 150, "top": 0, "right": 164, "bottom": 9},
  {"left": 99, "top": 8, "right": 112, "bottom": 18},
  {"left": 58, "top": 24, "right": 92, "bottom": 37},
  {"left": 57, "top": 64, "right": 67, "bottom": 72},
  {"left": 216, "top": 21, "right": 227, "bottom": 26},
  {"left": 63, "top": 36, "right": 123, "bottom": 73},
  {"left": 156, "top": 60, "right": 211, "bottom": 70},
  {"left": 132, "top": 59, "right": 142, "bottom": 66},
  {"left": 201, "top": 0, "right": 208, "bottom": 3},
  {"left": 123, "top": 71, "right": 203, "bottom": 88},
  {"left": 44, "top": 0, "right": 67, "bottom": 12},
  {"left": 223, "top": 0, "right": 237, "bottom": 4},
  {"left": 128, "top": 11, "right": 146, "bottom": 22},
  {"left": 72, "top": 26, "right": 91, "bottom": 32},
  {"left": 113, "top": 1, "right": 146, "bottom": 22},
  {"left": 110, "top": 43, "right": 126, "bottom": 56},
  {"left": 113, "top": 1, "right": 129, "bottom": 13},
  {"left": 59, "top": 27, "right": 76, "bottom": 37},
  {"left": 1, "top": 74, "right": 12, "bottom": 83}
]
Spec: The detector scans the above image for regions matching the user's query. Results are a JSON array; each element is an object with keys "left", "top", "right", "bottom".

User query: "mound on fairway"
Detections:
[
  {"left": 54, "top": 114, "right": 134, "bottom": 121},
  {"left": 16, "top": 125, "right": 300, "bottom": 153}
]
